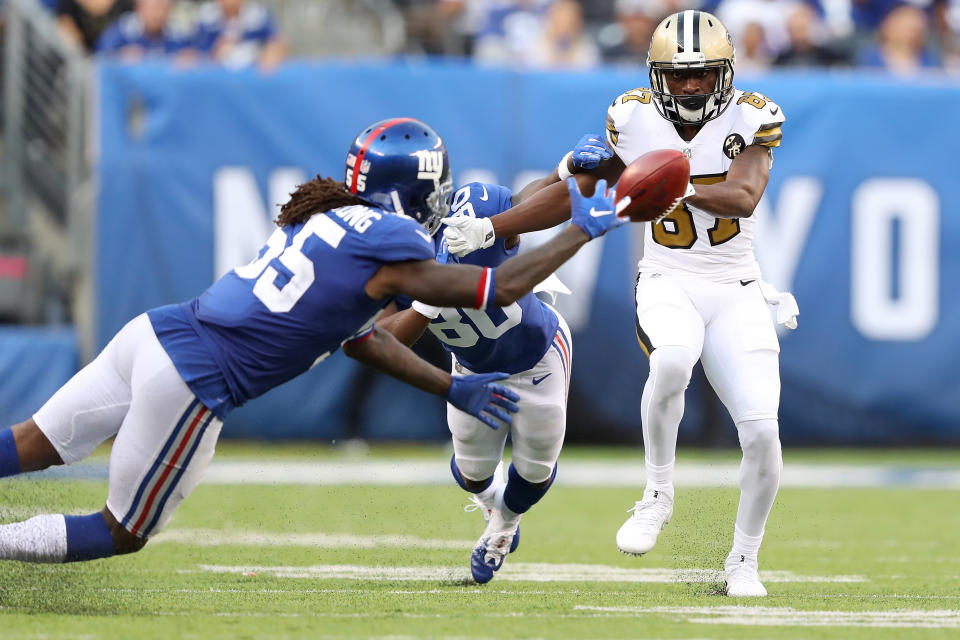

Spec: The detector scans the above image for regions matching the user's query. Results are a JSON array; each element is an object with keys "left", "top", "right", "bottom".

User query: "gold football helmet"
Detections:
[{"left": 647, "top": 10, "right": 736, "bottom": 126}]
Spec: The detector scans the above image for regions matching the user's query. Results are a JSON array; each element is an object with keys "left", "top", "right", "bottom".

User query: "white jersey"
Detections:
[{"left": 606, "top": 87, "right": 785, "bottom": 282}]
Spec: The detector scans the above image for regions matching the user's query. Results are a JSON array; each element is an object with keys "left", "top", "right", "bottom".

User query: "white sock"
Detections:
[
  {"left": 474, "top": 478, "right": 500, "bottom": 507},
  {"left": 499, "top": 501, "right": 522, "bottom": 531},
  {"left": 0, "top": 514, "right": 68, "bottom": 563},
  {"left": 644, "top": 457, "right": 675, "bottom": 500},
  {"left": 730, "top": 526, "right": 764, "bottom": 562},
  {"left": 734, "top": 418, "right": 782, "bottom": 540},
  {"left": 641, "top": 346, "right": 694, "bottom": 475}
]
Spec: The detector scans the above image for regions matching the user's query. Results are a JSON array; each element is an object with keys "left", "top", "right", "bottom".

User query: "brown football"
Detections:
[{"left": 614, "top": 149, "right": 691, "bottom": 222}]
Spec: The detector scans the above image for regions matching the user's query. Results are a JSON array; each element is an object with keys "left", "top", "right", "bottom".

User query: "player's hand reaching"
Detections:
[
  {"left": 567, "top": 178, "right": 626, "bottom": 240},
  {"left": 441, "top": 215, "right": 494, "bottom": 257},
  {"left": 446, "top": 372, "right": 519, "bottom": 430},
  {"left": 572, "top": 134, "right": 613, "bottom": 170}
]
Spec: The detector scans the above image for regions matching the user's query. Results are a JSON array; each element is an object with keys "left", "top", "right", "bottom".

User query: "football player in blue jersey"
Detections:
[
  {"left": 0, "top": 117, "right": 625, "bottom": 565},
  {"left": 376, "top": 135, "right": 610, "bottom": 584}
]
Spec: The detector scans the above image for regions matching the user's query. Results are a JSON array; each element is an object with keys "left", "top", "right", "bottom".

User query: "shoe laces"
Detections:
[
  {"left": 464, "top": 495, "right": 493, "bottom": 521},
  {"left": 625, "top": 497, "right": 670, "bottom": 527}
]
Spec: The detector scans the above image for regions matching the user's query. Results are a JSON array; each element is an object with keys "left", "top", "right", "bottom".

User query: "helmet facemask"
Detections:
[
  {"left": 420, "top": 174, "right": 453, "bottom": 236},
  {"left": 649, "top": 57, "right": 734, "bottom": 127}
]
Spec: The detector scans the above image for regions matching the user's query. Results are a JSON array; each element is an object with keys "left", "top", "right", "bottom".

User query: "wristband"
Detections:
[
  {"left": 557, "top": 151, "right": 574, "bottom": 181},
  {"left": 474, "top": 267, "right": 496, "bottom": 310}
]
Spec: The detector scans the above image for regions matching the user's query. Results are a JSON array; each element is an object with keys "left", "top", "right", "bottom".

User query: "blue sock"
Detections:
[
  {"left": 64, "top": 513, "right": 116, "bottom": 562},
  {"left": 503, "top": 463, "right": 557, "bottom": 515},
  {"left": 0, "top": 428, "right": 20, "bottom": 478},
  {"left": 450, "top": 454, "right": 493, "bottom": 494}
]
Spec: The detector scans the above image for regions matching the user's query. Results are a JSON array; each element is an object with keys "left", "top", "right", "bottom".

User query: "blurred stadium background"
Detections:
[{"left": 0, "top": 0, "right": 958, "bottom": 449}]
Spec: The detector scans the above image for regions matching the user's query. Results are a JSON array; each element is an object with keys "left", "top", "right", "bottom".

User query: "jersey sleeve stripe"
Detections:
[
  {"left": 754, "top": 137, "right": 781, "bottom": 148},
  {"left": 605, "top": 114, "right": 619, "bottom": 147},
  {"left": 753, "top": 130, "right": 782, "bottom": 147}
]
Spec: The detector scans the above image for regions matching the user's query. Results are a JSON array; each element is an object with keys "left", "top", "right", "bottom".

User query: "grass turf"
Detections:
[{"left": 1, "top": 444, "right": 959, "bottom": 639}]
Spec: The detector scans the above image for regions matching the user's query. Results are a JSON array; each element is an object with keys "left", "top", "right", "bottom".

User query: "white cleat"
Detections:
[
  {"left": 724, "top": 554, "right": 767, "bottom": 597},
  {"left": 615, "top": 489, "right": 673, "bottom": 555}
]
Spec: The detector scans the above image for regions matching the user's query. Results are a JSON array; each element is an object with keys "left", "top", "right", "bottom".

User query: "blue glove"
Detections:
[
  {"left": 572, "top": 134, "right": 613, "bottom": 170},
  {"left": 446, "top": 372, "right": 520, "bottom": 430},
  {"left": 567, "top": 178, "right": 626, "bottom": 240}
]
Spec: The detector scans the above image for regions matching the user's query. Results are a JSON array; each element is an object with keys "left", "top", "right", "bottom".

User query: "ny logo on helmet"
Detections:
[{"left": 415, "top": 150, "right": 444, "bottom": 181}]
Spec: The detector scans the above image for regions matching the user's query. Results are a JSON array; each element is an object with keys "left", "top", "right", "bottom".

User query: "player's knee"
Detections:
[
  {"left": 650, "top": 345, "right": 696, "bottom": 396},
  {"left": 738, "top": 419, "right": 781, "bottom": 471},
  {"left": 11, "top": 420, "right": 64, "bottom": 472},
  {"left": 511, "top": 457, "right": 555, "bottom": 485},
  {"left": 454, "top": 458, "right": 499, "bottom": 486}
]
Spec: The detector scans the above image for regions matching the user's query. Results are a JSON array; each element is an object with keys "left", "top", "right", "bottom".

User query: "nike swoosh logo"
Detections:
[
  {"left": 415, "top": 230, "right": 432, "bottom": 244},
  {"left": 740, "top": 279, "right": 755, "bottom": 286},
  {"left": 589, "top": 207, "right": 613, "bottom": 217},
  {"left": 479, "top": 185, "right": 489, "bottom": 201},
  {"left": 532, "top": 373, "right": 552, "bottom": 385},
  {"left": 770, "top": 106, "right": 779, "bottom": 115}
]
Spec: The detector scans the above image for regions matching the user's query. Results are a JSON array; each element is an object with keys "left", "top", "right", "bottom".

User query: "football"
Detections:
[{"left": 614, "top": 149, "right": 691, "bottom": 222}]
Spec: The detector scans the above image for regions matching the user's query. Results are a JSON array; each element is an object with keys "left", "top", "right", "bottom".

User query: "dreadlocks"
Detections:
[{"left": 276, "top": 176, "right": 364, "bottom": 228}]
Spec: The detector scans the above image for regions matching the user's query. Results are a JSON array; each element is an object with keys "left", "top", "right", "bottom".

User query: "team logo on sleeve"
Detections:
[{"left": 723, "top": 133, "right": 746, "bottom": 159}]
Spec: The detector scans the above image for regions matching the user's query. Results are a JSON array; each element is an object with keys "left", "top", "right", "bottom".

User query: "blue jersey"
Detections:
[
  {"left": 149, "top": 205, "right": 434, "bottom": 418},
  {"left": 424, "top": 183, "right": 560, "bottom": 375},
  {"left": 95, "top": 13, "right": 192, "bottom": 56}
]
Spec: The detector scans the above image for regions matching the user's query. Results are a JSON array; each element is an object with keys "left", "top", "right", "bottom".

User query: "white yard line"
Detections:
[
  {"left": 575, "top": 605, "right": 960, "bottom": 629},
  {"left": 200, "top": 460, "right": 960, "bottom": 489},
  {"left": 153, "top": 528, "right": 472, "bottom": 550},
  {"left": 197, "top": 563, "right": 866, "bottom": 584},
  {"left": 11, "top": 459, "right": 960, "bottom": 488}
]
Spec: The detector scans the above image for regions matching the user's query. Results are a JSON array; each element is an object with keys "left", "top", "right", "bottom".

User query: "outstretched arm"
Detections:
[
  {"left": 366, "top": 178, "right": 623, "bottom": 308},
  {"left": 342, "top": 325, "right": 517, "bottom": 430},
  {"left": 376, "top": 306, "right": 433, "bottom": 347}
]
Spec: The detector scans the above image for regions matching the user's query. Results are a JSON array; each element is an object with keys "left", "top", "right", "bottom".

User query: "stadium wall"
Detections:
[{"left": 79, "top": 61, "right": 960, "bottom": 444}]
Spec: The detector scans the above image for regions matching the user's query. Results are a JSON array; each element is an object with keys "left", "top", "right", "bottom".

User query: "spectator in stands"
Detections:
[
  {"left": 473, "top": 0, "right": 552, "bottom": 66},
  {"left": 774, "top": 3, "right": 852, "bottom": 67},
  {"left": 715, "top": 0, "right": 801, "bottom": 59},
  {"left": 193, "top": 0, "right": 286, "bottom": 70},
  {"left": 95, "top": 0, "right": 195, "bottom": 61},
  {"left": 933, "top": 0, "right": 960, "bottom": 69},
  {"left": 56, "top": 0, "right": 134, "bottom": 53},
  {"left": 530, "top": 0, "right": 600, "bottom": 68},
  {"left": 736, "top": 20, "right": 773, "bottom": 70},
  {"left": 600, "top": 0, "right": 666, "bottom": 67},
  {"left": 859, "top": 3, "right": 940, "bottom": 72}
]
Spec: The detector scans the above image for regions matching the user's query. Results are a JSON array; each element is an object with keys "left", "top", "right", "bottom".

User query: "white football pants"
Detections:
[
  {"left": 448, "top": 315, "right": 571, "bottom": 484},
  {"left": 34, "top": 314, "right": 223, "bottom": 539}
]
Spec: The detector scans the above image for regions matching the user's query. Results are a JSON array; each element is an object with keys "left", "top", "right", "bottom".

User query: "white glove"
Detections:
[
  {"left": 758, "top": 280, "right": 799, "bottom": 330},
  {"left": 683, "top": 182, "right": 697, "bottom": 199},
  {"left": 441, "top": 216, "right": 495, "bottom": 257}
]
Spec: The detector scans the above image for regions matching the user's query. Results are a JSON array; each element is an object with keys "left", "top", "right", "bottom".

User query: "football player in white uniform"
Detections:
[{"left": 440, "top": 10, "right": 797, "bottom": 597}]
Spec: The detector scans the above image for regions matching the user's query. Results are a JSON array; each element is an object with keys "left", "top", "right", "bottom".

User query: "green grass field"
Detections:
[{"left": 1, "top": 444, "right": 959, "bottom": 639}]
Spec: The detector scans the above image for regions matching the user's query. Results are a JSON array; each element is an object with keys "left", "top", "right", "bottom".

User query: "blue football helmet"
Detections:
[{"left": 345, "top": 118, "right": 453, "bottom": 235}]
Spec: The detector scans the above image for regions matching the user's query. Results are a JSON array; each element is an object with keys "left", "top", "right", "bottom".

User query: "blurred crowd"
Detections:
[
  {"left": 21, "top": 0, "right": 960, "bottom": 74},
  {"left": 37, "top": 0, "right": 287, "bottom": 69},
  {"left": 399, "top": 0, "right": 960, "bottom": 74}
]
